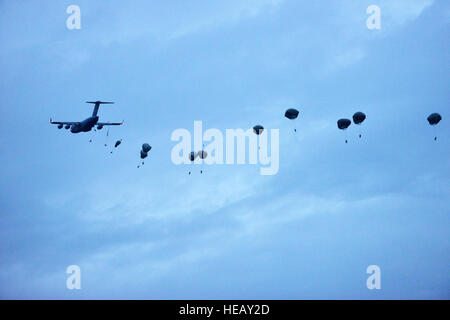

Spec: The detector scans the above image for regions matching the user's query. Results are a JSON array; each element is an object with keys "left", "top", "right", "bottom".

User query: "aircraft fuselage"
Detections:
[{"left": 70, "top": 116, "right": 99, "bottom": 133}]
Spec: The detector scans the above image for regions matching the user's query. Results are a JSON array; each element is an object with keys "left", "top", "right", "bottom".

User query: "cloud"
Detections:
[
  {"left": 168, "top": 0, "right": 284, "bottom": 39},
  {"left": 380, "top": 0, "right": 434, "bottom": 26},
  {"left": 321, "top": 47, "right": 366, "bottom": 75}
]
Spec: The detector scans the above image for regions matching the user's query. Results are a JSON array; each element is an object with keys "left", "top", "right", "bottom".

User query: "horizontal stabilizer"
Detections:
[{"left": 86, "top": 101, "right": 115, "bottom": 104}]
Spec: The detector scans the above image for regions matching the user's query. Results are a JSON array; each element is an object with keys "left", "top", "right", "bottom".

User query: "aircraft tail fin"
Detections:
[{"left": 86, "top": 101, "right": 115, "bottom": 117}]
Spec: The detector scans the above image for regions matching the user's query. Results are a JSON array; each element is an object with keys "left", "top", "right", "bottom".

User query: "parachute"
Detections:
[
  {"left": 352, "top": 112, "right": 366, "bottom": 125},
  {"left": 197, "top": 150, "right": 207, "bottom": 174},
  {"left": 142, "top": 143, "right": 152, "bottom": 153},
  {"left": 197, "top": 150, "right": 208, "bottom": 159},
  {"left": 427, "top": 113, "right": 442, "bottom": 141},
  {"left": 138, "top": 143, "right": 151, "bottom": 168},
  {"left": 337, "top": 118, "right": 351, "bottom": 143},
  {"left": 253, "top": 125, "right": 264, "bottom": 135},
  {"left": 285, "top": 108, "right": 299, "bottom": 120},
  {"left": 188, "top": 151, "right": 207, "bottom": 174},
  {"left": 189, "top": 151, "right": 197, "bottom": 162},
  {"left": 285, "top": 108, "right": 299, "bottom": 132},
  {"left": 352, "top": 112, "right": 366, "bottom": 138},
  {"left": 337, "top": 119, "right": 351, "bottom": 130},
  {"left": 188, "top": 151, "right": 197, "bottom": 174},
  {"left": 253, "top": 125, "right": 264, "bottom": 150},
  {"left": 110, "top": 139, "right": 122, "bottom": 153},
  {"left": 427, "top": 113, "right": 442, "bottom": 125}
]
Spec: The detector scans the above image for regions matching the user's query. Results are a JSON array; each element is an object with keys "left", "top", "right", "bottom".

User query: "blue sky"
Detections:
[{"left": 0, "top": 0, "right": 448, "bottom": 299}]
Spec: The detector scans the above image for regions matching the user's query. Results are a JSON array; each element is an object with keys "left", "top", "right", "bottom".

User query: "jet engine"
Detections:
[
  {"left": 97, "top": 125, "right": 103, "bottom": 130},
  {"left": 65, "top": 124, "right": 71, "bottom": 129},
  {"left": 57, "top": 124, "right": 63, "bottom": 129}
]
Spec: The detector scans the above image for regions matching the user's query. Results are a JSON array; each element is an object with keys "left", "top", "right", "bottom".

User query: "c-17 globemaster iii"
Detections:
[{"left": 50, "top": 101, "right": 123, "bottom": 133}]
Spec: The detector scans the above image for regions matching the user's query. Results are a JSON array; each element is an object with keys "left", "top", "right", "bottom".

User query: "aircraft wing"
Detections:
[
  {"left": 96, "top": 121, "right": 124, "bottom": 126},
  {"left": 50, "top": 119, "right": 79, "bottom": 125}
]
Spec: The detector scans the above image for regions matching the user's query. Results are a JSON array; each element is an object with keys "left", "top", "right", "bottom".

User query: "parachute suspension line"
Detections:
[
  {"left": 104, "top": 127, "right": 110, "bottom": 147},
  {"left": 358, "top": 125, "right": 364, "bottom": 139}
]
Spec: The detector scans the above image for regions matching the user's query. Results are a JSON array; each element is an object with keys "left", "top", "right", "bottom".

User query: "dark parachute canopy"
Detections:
[
  {"left": 352, "top": 112, "right": 366, "bottom": 125},
  {"left": 285, "top": 108, "right": 299, "bottom": 120},
  {"left": 337, "top": 118, "right": 351, "bottom": 130},
  {"left": 427, "top": 113, "right": 442, "bottom": 125},
  {"left": 253, "top": 125, "right": 264, "bottom": 135},
  {"left": 142, "top": 143, "right": 152, "bottom": 153}
]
